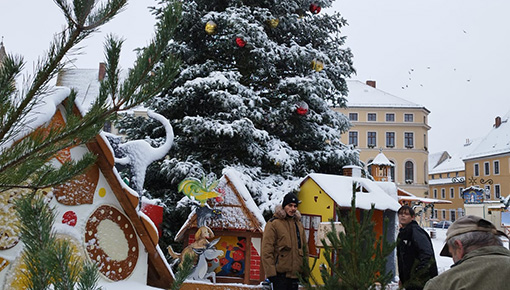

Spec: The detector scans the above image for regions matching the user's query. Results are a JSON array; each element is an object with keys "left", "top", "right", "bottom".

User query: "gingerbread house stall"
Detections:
[
  {"left": 175, "top": 168, "right": 266, "bottom": 289},
  {"left": 0, "top": 75, "right": 174, "bottom": 288},
  {"left": 298, "top": 166, "right": 401, "bottom": 285}
]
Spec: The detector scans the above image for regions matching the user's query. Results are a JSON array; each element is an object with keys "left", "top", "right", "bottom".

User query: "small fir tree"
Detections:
[
  {"left": 15, "top": 192, "right": 101, "bottom": 290},
  {"left": 1, "top": 0, "right": 183, "bottom": 287},
  {"left": 301, "top": 183, "right": 396, "bottom": 290}
]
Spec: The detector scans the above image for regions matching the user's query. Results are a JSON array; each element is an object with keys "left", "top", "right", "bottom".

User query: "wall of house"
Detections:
[
  {"left": 298, "top": 179, "right": 335, "bottom": 284},
  {"left": 464, "top": 154, "right": 510, "bottom": 202},
  {"left": 334, "top": 106, "right": 430, "bottom": 198},
  {"left": 0, "top": 144, "right": 150, "bottom": 289},
  {"left": 428, "top": 169, "right": 466, "bottom": 222}
]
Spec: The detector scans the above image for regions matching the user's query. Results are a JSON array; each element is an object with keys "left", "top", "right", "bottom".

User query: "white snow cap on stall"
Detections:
[
  {"left": 1, "top": 87, "right": 70, "bottom": 150},
  {"left": 368, "top": 151, "right": 393, "bottom": 167},
  {"left": 305, "top": 173, "right": 401, "bottom": 211},
  {"left": 223, "top": 168, "right": 266, "bottom": 229}
]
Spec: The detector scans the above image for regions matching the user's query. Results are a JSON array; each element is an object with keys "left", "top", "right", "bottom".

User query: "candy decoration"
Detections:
[
  {"left": 85, "top": 205, "right": 138, "bottom": 281},
  {"left": 205, "top": 20, "right": 217, "bottom": 35},
  {"left": 62, "top": 211, "right": 78, "bottom": 227},
  {"left": 236, "top": 37, "right": 247, "bottom": 48},
  {"left": 268, "top": 18, "right": 279, "bottom": 28},
  {"left": 311, "top": 59, "right": 324, "bottom": 72},
  {"left": 310, "top": 3, "right": 321, "bottom": 14},
  {"left": 296, "top": 101, "right": 309, "bottom": 115}
]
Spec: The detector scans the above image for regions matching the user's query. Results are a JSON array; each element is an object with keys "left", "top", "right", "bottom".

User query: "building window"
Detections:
[
  {"left": 484, "top": 162, "right": 490, "bottom": 176},
  {"left": 495, "top": 184, "right": 501, "bottom": 199},
  {"left": 434, "top": 209, "right": 438, "bottom": 219},
  {"left": 459, "top": 187, "right": 464, "bottom": 199},
  {"left": 494, "top": 160, "right": 500, "bottom": 175},
  {"left": 405, "top": 161, "right": 414, "bottom": 183},
  {"left": 433, "top": 189, "right": 438, "bottom": 199},
  {"left": 404, "top": 113, "right": 414, "bottom": 122},
  {"left": 405, "top": 132, "right": 414, "bottom": 148},
  {"left": 485, "top": 185, "right": 491, "bottom": 200},
  {"left": 367, "top": 113, "right": 377, "bottom": 121},
  {"left": 441, "top": 188, "right": 446, "bottom": 199},
  {"left": 349, "top": 113, "right": 358, "bottom": 121},
  {"left": 386, "top": 132, "right": 395, "bottom": 148},
  {"left": 386, "top": 113, "right": 395, "bottom": 122},
  {"left": 450, "top": 210, "right": 456, "bottom": 222},
  {"left": 450, "top": 187, "right": 454, "bottom": 199},
  {"left": 349, "top": 131, "right": 358, "bottom": 147},
  {"left": 442, "top": 210, "right": 446, "bottom": 219},
  {"left": 301, "top": 214, "right": 321, "bottom": 257},
  {"left": 367, "top": 132, "right": 377, "bottom": 148},
  {"left": 474, "top": 163, "right": 480, "bottom": 176}
]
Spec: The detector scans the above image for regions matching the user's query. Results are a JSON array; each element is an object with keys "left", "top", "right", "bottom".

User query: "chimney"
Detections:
[
  {"left": 98, "top": 62, "right": 106, "bottom": 81},
  {"left": 342, "top": 165, "right": 362, "bottom": 178},
  {"left": 495, "top": 116, "right": 502, "bottom": 128},
  {"left": 366, "top": 80, "right": 376, "bottom": 88}
]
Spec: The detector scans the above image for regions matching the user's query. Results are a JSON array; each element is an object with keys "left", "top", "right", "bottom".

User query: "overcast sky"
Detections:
[
  {"left": 329, "top": 0, "right": 510, "bottom": 154},
  {"left": 2, "top": 0, "right": 509, "bottom": 154}
]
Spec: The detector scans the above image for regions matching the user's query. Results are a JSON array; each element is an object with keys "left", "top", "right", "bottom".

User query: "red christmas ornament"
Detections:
[
  {"left": 296, "top": 101, "right": 309, "bottom": 115},
  {"left": 236, "top": 37, "right": 246, "bottom": 48},
  {"left": 309, "top": 3, "right": 321, "bottom": 14},
  {"left": 62, "top": 211, "right": 78, "bottom": 227}
]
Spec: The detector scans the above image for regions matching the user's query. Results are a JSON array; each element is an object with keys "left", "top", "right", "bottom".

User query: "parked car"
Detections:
[{"left": 434, "top": 220, "right": 452, "bottom": 229}]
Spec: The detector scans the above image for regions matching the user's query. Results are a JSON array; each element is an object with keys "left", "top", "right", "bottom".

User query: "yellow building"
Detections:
[
  {"left": 429, "top": 114, "right": 510, "bottom": 226},
  {"left": 334, "top": 80, "right": 430, "bottom": 198},
  {"left": 298, "top": 167, "right": 401, "bottom": 284},
  {"left": 428, "top": 140, "right": 479, "bottom": 223}
]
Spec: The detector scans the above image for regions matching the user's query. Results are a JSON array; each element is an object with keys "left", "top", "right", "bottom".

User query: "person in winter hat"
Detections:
[
  {"left": 424, "top": 215, "right": 510, "bottom": 290},
  {"left": 261, "top": 192, "right": 308, "bottom": 290}
]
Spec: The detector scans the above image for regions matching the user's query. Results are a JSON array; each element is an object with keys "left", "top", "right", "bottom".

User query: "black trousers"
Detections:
[{"left": 271, "top": 273, "right": 299, "bottom": 290}]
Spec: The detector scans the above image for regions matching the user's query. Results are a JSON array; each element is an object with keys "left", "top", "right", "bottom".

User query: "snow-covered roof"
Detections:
[
  {"left": 1, "top": 87, "right": 70, "bottom": 151},
  {"left": 57, "top": 68, "right": 101, "bottom": 115},
  {"left": 398, "top": 195, "right": 452, "bottom": 204},
  {"left": 464, "top": 111, "right": 510, "bottom": 160},
  {"left": 303, "top": 173, "right": 401, "bottom": 211},
  {"left": 175, "top": 169, "right": 265, "bottom": 241},
  {"left": 345, "top": 80, "right": 428, "bottom": 111},
  {"left": 429, "top": 138, "right": 482, "bottom": 174},
  {"left": 368, "top": 151, "right": 393, "bottom": 166},
  {"left": 428, "top": 151, "right": 449, "bottom": 172}
]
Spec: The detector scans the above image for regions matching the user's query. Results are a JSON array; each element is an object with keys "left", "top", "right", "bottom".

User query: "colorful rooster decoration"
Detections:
[{"left": 178, "top": 176, "right": 223, "bottom": 206}]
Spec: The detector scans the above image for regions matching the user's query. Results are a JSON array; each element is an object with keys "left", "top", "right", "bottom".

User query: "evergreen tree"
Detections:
[
  {"left": 16, "top": 192, "right": 102, "bottom": 290},
  {"left": 301, "top": 184, "right": 396, "bottom": 290},
  {"left": 117, "top": 0, "right": 360, "bottom": 249},
  {"left": 0, "top": 0, "right": 181, "bottom": 192},
  {"left": 0, "top": 0, "right": 183, "bottom": 287}
]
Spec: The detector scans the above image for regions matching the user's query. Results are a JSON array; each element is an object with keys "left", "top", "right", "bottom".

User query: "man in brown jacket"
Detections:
[{"left": 261, "top": 192, "right": 308, "bottom": 290}]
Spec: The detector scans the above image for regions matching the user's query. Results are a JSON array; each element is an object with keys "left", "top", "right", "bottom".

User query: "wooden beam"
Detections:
[{"left": 87, "top": 137, "right": 174, "bottom": 288}]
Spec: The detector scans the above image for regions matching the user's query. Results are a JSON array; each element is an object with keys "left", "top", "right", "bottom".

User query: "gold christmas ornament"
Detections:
[
  {"left": 311, "top": 59, "right": 324, "bottom": 72},
  {"left": 268, "top": 18, "right": 279, "bottom": 28},
  {"left": 205, "top": 20, "right": 217, "bottom": 35}
]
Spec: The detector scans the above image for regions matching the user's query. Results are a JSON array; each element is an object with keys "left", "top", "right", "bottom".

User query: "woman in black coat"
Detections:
[{"left": 397, "top": 205, "right": 438, "bottom": 290}]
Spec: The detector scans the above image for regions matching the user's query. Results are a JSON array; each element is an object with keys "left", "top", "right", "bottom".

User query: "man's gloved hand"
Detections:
[{"left": 267, "top": 276, "right": 277, "bottom": 283}]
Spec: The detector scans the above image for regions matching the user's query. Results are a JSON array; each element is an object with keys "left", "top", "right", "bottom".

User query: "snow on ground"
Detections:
[{"left": 426, "top": 227, "right": 453, "bottom": 274}]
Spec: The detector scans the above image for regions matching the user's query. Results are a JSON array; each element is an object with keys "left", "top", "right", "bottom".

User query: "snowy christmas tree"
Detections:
[{"left": 117, "top": 0, "right": 360, "bottom": 249}]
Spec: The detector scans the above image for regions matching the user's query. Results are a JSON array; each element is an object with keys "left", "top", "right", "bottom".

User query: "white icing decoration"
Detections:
[{"left": 97, "top": 219, "right": 129, "bottom": 261}]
